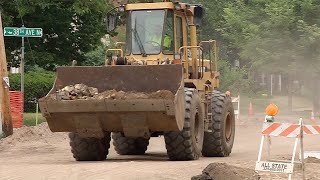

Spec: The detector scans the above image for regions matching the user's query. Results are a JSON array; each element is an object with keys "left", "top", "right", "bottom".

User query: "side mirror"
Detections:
[
  {"left": 194, "top": 5, "right": 204, "bottom": 27},
  {"left": 105, "top": 13, "right": 118, "bottom": 32}
]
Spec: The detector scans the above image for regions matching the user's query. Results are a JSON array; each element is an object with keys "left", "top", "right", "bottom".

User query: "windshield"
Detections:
[{"left": 126, "top": 10, "right": 166, "bottom": 55}]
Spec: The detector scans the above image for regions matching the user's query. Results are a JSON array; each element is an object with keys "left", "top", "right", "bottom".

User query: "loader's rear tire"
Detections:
[
  {"left": 112, "top": 133, "right": 149, "bottom": 155},
  {"left": 164, "top": 88, "right": 204, "bottom": 161},
  {"left": 69, "top": 132, "right": 111, "bottom": 161},
  {"left": 202, "top": 90, "right": 235, "bottom": 157}
]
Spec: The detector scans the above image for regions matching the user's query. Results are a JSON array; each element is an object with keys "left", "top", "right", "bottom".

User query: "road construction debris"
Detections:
[
  {"left": 0, "top": 123, "right": 67, "bottom": 149},
  {"left": 94, "top": 89, "right": 174, "bottom": 100},
  {"left": 305, "top": 157, "right": 320, "bottom": 163},
  {"left": 55, "top": 84, "right": 98, "bottom": 100},
  {"left": 191, "top": 174, "right": 212, "bottom": 180},
  {"left": 51, "top": 84, "right": 174, "bottom": 100},
  {"left": 192, "top": 163, "right": 260, "bottom": 180}
]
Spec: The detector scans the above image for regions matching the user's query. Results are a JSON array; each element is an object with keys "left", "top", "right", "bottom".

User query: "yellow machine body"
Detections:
[{"left": 39, "top": 1, "right": 219, "bottom": 138}]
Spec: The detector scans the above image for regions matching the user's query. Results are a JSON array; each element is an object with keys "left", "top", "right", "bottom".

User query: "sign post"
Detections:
[
  {"left": 4, "top": 26, "right": 43, "bottom": 110},
  {"left": 21, "top": 34, "right": 24, "bottom": 93}
]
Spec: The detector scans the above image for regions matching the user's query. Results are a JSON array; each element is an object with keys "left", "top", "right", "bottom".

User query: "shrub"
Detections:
[
  {"left": 9, "top": 71, "right": 55, "bottom": 112},
  {"left": 218, "top": 59, "right": 251, "bottom": 95}
]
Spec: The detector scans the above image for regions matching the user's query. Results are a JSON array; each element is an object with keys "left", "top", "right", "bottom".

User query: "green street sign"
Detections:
[{"left": 4, "top": 27, "right": 43, "bottom": 37}]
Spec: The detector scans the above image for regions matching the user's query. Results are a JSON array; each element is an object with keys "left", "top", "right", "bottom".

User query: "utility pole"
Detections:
[{"left": 0, "top": 12, "right": 13, "bottom": 136}]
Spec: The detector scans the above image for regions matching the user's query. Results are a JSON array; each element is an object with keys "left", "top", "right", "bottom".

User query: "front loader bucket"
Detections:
[{"left": 39, "top": 65, "right": 185, "bottom": 138}]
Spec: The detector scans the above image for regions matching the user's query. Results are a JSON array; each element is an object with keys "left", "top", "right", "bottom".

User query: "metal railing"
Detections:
[
  {"left": 178, "top": 46, "right": 203, "bottom": 79},
  {"left": 178, "top": 40, "right": 217, "bottom": 79}
]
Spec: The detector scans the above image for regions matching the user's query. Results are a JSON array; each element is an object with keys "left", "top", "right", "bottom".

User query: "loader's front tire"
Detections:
[
  {"left": 164, "top": 88, "right": 204, "bottom": 161},
  {"left": 112, "top": 133, "right": 149, "bottom": 155},
  {"left": 69, "top": 132, "right": 111, "bottom": 161},
  {"left": 202, "top": 90, "right": 235, "bottom": 157}
]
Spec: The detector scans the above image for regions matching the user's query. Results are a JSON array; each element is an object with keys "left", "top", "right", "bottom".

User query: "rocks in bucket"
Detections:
[
  {"left": 57, "top": 84, "right": 98, "bottom": 100},
  {"left": 51, "top": 84, "right": 175, "bottom": 101}
]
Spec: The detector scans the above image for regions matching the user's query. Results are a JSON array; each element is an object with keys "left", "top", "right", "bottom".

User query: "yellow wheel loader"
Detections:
[{"left": 39, "top": 0, "right": 235, "bottom": 161}]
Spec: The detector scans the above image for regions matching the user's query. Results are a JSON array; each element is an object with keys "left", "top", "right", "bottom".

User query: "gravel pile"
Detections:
[{"left": 55, "top": 84, "right": 98, "bottom": 100}]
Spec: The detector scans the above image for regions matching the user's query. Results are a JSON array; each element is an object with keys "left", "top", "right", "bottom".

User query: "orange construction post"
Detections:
[{"left": 249, "top": 101, "right": 254, "bottom": 116}]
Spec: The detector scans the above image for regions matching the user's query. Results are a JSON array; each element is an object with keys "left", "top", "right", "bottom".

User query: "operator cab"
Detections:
[
  {"left": 125, "top": 10, "right": 174, "bottom": 56},
  {"left": 106, "top": 2, "right": 195, "bottom": 64},
  {"left": 105, "top": 1, "right": 217, "bottom": 82}
]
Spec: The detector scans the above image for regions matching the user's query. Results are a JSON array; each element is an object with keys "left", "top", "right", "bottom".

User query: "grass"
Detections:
[{"left": 23, "top": 113, "right": 46, "bottom": 126}]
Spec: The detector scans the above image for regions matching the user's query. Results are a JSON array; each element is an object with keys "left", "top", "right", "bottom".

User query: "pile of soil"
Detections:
[
  {"left": 305, "top": 157, "right": 320, "bottom": 163},
  {"left": 0, "top": 123, "right": 66, "bottom": 149},
  {"left": 50, "top": 84, "right": 175, "bottom": 100},
  {"left": 93, "top": 89, "right": 175, "bottom": 100},
  {"left": 192, "top": 163, "right": 260, "bottom": 180}
]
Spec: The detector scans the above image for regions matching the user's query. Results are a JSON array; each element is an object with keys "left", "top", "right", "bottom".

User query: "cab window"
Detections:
[
  {"left": 163, "top": 10, "right": 174, "bottom": 54},
  {"left": 175, "top": 16, "right": 183, "bottom": 52}
]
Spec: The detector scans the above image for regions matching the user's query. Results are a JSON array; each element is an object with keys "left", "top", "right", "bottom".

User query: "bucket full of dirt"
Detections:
[{"left": 39, "top": 65, "right": 185, "bottom": 138}]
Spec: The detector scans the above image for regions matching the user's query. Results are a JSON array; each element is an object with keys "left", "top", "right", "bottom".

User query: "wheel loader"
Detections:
[{"left": 39, "top": 0, "right": 235, "bottom": 161}]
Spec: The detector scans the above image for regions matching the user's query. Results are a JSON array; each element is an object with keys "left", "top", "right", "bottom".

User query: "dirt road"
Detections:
[{"left": 0, "top": 114, "right": 320, "bottom": 180}]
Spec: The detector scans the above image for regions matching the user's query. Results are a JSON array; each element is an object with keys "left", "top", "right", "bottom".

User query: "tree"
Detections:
[
  {"left": 1, "top": 0, "right": 112, "bottom": 70},
  {"left": 221, "top": 0, "right": 320, "bottom": 72},
  {"left": 221, "top": 0, "right": 320, "bottom": 111}
]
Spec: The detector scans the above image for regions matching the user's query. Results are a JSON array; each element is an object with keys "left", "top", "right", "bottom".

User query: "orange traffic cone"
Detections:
[{"left": 249, "top": 101, "right": 254, "bottom": 116}]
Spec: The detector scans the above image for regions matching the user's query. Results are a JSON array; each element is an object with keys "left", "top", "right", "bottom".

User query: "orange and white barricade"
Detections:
[
  {"left": 255, "top": 118, "right": 306, "bottom": 180},
  {"left": 255, "top": 118, "right": 320, "bottom": 179},
  {"left": 232, "top": 95, "right": 240, "bottom": 120},
  {"left": 302, "top": 124, "right": 320, "bottom": 135},
  {"left": 302, "top": 124, "right": 320, "bottom": 159}
]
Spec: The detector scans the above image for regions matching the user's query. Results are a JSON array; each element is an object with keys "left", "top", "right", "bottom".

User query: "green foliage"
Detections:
[
  {"left": 9, "top": 71, "right": 55, "bottom": 112},
  {"left": 1, "top": 0, "right": 113, "bottom": 71},
  {"left": 4, "top": 0, "right": 320, "bottom": 98},
  {"left": 83, "top": 44, "right": 107, "bottom": 66},
  {"left": 221, "top": 0, "right": 320, "bottom": 75},
  {"left": 218, "top": 59, "right": 250, "bottom": 95}
]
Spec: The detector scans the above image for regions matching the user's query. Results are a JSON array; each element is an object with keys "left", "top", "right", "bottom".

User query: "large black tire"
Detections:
[
  {"left": 202, "top": 90, "right": 235, "bottom": 157},
  {"left": 112, "top": 133, "right": 149, "bottom": 155},
  {"left": 69, "top": 132, "right": 111, "bottom": 161},
  {"left": 164, "top": 88, "right": 204, "bottom": 161}
]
